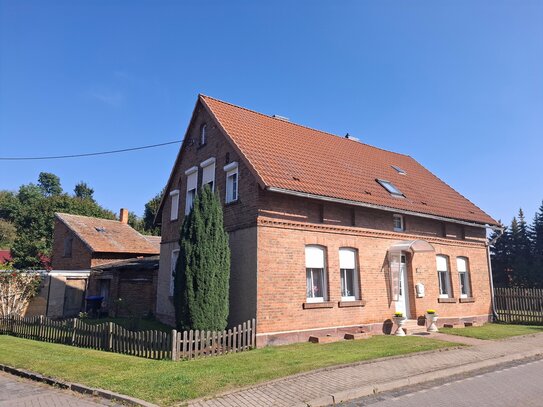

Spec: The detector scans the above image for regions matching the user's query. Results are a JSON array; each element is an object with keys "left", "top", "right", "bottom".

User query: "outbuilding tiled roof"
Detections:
[
  {"left": 56, "top": 213, "right": 160, "bottom": 254},
  {"left": 201, "top": 95, "right": 498, "bottom": 226}
]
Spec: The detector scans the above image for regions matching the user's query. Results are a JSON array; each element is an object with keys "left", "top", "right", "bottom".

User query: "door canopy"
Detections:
[{"left": 389, "top": 240, "right": 435, "bottom": 254}]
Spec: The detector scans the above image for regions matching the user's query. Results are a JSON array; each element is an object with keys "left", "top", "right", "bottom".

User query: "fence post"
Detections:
[
  {"left": 108, "top": 322, "right": 113, "bottom": 351},
  {"left": 171, "top": 329, "right": 177, "bottom": 361},
  {"left": 71, "top": 318, "right": 77, "bottom": 345},
  {"left": 39, "top": 315, "right": 44, "bottom": 340}
]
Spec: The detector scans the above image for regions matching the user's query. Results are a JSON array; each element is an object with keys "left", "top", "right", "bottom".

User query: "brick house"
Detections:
[
  {"left": 51, "top": 210, "right": 160, "bottom": 317},
  {"left": 155, "top": 94, "right": 500, "bottom": 346}
]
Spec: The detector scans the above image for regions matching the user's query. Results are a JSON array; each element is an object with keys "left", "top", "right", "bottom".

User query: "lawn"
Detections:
[
  {"left": 440, "top": 323, "right": 543, "bottom": 340},
  {"left": 0, "top": 335, "right": 457, "bottom": 406}
]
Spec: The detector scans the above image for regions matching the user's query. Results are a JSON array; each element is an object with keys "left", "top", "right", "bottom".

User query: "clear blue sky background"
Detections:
[{"left": 1, "top": 1, "right": 541, "bottom": 225}]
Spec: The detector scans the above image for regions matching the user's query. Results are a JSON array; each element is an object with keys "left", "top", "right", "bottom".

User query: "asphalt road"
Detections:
[
  {"left": 340, "top": 357, "right": 543, "bottom": 407},
  {"left": 0, "top": 371, "right": 117, "bottom": 407}
]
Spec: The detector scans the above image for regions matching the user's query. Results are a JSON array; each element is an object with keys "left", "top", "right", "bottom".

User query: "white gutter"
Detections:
[{"left": 266, "top": 187, "right": 501, "bottom": 230}]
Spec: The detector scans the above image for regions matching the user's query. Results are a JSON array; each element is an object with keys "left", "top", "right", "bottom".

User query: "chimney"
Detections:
[{"left": 120, "top": 208, "right": 129, "bottom": 224}]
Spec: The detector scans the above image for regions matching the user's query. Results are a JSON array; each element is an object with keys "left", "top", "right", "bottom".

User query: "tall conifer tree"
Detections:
[{"left": 174, "top": 186, "right": 230, "bottom": 331}]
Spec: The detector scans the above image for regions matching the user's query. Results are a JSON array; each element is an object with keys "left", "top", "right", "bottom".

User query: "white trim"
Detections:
[
  {"left": 184, "top": 166, "right": 198, "bottom": 176},
  {"left": 223, "top": 161, "right": 239, "bottom": 172},
  {"left": 225, "top": 166, "right": 239, "bottom": 203},
  {"left": 200, "top": 157, "right": 216, "bottom": 168},
  {"left": 266, "top": 187, "right": 497, "bottom": 229}
]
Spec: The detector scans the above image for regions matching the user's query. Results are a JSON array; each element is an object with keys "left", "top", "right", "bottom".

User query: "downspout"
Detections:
[{"left": 486, "top": 226, "right": 505, "bottom": 321}]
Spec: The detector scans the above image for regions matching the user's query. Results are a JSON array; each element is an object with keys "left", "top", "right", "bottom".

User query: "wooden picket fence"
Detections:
[
  {"left": 0, "top": 316, "right": 256, "bottom": 360},
  {"left": 172, "top": 319, "right": 256, "bottom": 361},
  {"left": 494, "top": 287, "right": 543, "bottom": 325}
]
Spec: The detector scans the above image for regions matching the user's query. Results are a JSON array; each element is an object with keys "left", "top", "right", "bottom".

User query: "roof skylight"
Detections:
[
  {"left": 376, "top": 179, "right": 404, "bottom": 197},
  {"left": 391, "top": 165, "right": 406, "bottom": 175}
]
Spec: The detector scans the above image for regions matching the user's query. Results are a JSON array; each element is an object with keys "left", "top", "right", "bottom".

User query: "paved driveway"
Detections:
[{"left": 0, "top": 371, "right": 114, "bottom": 407}]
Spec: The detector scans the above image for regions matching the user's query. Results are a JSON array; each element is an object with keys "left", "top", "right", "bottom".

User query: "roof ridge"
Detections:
[
  {"left": 199, "top": 94, "right": 410, "bottom": 158},
  {"left": 55, "top": 212, "right": 120, "bottom": 223}
]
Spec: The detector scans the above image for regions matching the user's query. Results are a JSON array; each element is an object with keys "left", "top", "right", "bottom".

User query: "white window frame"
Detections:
[
  {"left": 169, "top": 189, "right": 180, "bottom": 221},
  {"left": 224, "top": 161, "right": 239, "bottom": 203},
  {"left": 436, "top": 255, "right": 452, "bottom": 298},
  {"left": 170, "top": 249, "right": 179, "bottom": 297},
  {"left": 393, "top": 214, "right": 404, "bottom": 232},
  {"left": 185, "top": 166, "right": 198, "bottom": 215},
  {"left": 200, "top": 124, "right": 207, "bottom": 145},
  {"left": 305, "top": 245, "right": 328, "bottom": 303},
  {"left": 339, "top": 248, "right": 359, "bottom": 301},
  {"left": 200, "top": 157, "right": 216, "bottom": 192},
  {"left": 457, "top": 257, "right": 471, "bottom": 298}
]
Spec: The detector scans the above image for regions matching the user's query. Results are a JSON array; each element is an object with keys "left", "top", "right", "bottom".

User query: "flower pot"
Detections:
[
  {"left": 426, "top": 313, "right": 439, "bottom": 332},
  {"left": 393, "top": 316, "right": 406, "bottom": 336}
]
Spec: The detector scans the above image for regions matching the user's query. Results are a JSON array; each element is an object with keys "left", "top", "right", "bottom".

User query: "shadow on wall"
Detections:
[{"left": 24, "top": 272, "right": 89, "bottom": 318}]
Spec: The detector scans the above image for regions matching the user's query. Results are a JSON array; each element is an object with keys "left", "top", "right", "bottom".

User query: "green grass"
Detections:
[
  {"left": 82, "top": 317, "right": 172, "bottom": 332},
  {"left": 440, "top": 323, "right": 543, "bottom": 340},
  {"left": 0, "top": 335, "right": 457, "bottom": 406}
]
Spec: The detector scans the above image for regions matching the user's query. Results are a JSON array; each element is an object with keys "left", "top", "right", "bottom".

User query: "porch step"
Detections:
[
  {"left": 400, "top": 319, "right": 428, "bottom": 335},
  {"left": 344, "top": 332, "right": 372, "bottom": 340},
  {"left": 308, "top": 335, "right": 343, "bottom": 344}
]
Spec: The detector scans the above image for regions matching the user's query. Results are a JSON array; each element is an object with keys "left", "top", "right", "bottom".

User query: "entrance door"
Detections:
[{"left": 395, "top": 255, "right": 410, "bottom": 318}]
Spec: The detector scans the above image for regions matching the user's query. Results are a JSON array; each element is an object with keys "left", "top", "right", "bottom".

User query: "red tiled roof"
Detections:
[
  {"left": 55, "top": 213, "right": 160, "bottom": 254},
  {"left": 200, "top": 95, "right": 498, "bottom": 226}
]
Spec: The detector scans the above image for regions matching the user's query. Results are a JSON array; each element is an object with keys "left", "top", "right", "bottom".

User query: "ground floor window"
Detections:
[
  {"left": 436, "top": 255, "right": 451, "bottom": 297},
  {"left": 305, "top": 245, "right": 327, "bottom": 302},
  {"left": 457, "top": 257, "right": 471, "bottom": 297},
  {"left": 339, "top": 248, "right": 359, "bottom": 300}
]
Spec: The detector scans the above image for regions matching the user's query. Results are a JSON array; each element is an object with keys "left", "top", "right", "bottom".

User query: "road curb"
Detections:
[
  {"left": 304, "top": 349, "right": 543, "bottom": 406},
  {"left": 0, "top": 363, "right": 158, "bottom": 407}
]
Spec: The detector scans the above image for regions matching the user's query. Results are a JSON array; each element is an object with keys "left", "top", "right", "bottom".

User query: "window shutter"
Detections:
[{"left": 339, "top": 249, "right": 355, "bottom": 269}]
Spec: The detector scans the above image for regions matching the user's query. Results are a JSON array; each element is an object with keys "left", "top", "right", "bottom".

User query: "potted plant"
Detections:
[
  {"left": 426, "top": 309, "right": 439, "bottom": 332},
  {"left": 393, "top": 311, "right": 406, "bottom": 336}
]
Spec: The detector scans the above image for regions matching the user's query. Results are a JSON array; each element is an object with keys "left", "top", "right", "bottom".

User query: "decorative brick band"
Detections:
[{"left": 257, "top": 216, "right": 486, "bottom": 248}]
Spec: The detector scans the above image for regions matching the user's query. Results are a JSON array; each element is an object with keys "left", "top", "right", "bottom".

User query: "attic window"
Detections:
[
  {"left": 95, "top": 227, "right": 106, "bottom": 233},
  {"left": 391, "top": 165, "right": 406, "bottom": 175},
  {"left": 376, "top": 179, "right": 404, "bottom": 197}
]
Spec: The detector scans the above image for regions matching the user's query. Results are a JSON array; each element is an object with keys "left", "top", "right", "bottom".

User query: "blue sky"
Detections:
[{"left": 1, "top": 1, "right": 541, "bottom": 225}]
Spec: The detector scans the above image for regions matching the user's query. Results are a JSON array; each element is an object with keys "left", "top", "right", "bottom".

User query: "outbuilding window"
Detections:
[
  {"left": 436, "top": 255, "right": 452, "bottom": 298},
  {"left": 305, "top": 245, "right": 327, "bottom": 303},
  {"left": 339, "top": 248, "right": 359, "bottom": 301},
  {"left": 63, "top": 236, "right": 73, "bottom": 257}
]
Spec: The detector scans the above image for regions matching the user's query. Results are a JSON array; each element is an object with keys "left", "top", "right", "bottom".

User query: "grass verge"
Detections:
[
  {"left": 0, "top": 335, "right": 456, "bottom": 406},
  {"left": 440, "top": 323, "right": 543, "bottom": 340}
]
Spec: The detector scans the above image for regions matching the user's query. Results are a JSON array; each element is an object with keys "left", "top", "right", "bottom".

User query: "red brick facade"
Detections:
[{"left": 157, "top": 98, "right": 495, "bottom": 346}]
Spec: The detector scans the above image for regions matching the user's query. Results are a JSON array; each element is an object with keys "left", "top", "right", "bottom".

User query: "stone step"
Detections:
[
  {"left": 308, "top": 335, "right": 343, "bottom": 344},
  {"left": 344, "top": 332, "right": 372, "bottom": 340}
]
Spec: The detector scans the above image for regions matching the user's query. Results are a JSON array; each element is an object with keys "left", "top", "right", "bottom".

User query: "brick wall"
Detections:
[
  {"left": 51, "top": 218, "right": 93, "bottom": 270},
  {"left": 256, "top": 217, "right": 491, "bottom": 345}
]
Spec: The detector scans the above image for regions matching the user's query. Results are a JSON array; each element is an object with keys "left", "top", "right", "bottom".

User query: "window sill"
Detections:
[
  {"left": 303, "top": 301, "right": 334, "bottom": 309},
  {"left": 438, "top": 297, "right": 457, "bottom": 303},
  {"left": 225, "top": 199, "right": 240, "bottom": 207},
  {"left": 459, "top": 297, "right": 475, "bottom": 303},
  {"left": 197, "top": 143, "right": 207, "bottom": 150},
  {"left": 338, "top": 300, "right": 366, "bottom": 308}
]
